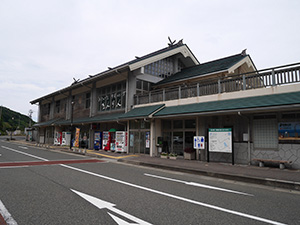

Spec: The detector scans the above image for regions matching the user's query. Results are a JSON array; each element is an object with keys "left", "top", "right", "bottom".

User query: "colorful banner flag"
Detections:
[{"left": 74, "top": 128, "right": 80, "bottom": 148}]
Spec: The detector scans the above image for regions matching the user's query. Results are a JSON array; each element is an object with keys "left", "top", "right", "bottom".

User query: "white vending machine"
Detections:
[
  {"left": 115, "top": 131, "right": 127, "bottom": 153},
  {"left": 54, "top": 132, "right": 62, "bottom": 145},
  {"left": 62, "top": 132, "right": 71, "bottom": 146}
]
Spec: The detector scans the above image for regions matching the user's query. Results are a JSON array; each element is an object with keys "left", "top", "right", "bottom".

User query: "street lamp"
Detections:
[{"left": 69, "top": 101, "right": 75, "bottom": 149}]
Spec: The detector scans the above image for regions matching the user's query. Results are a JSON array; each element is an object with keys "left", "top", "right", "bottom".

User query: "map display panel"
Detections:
[{"left": 208, "top": 128, "right": 232, "bottom": 153}]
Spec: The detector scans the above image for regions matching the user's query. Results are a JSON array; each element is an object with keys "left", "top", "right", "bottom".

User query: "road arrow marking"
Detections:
[
  {"left": 62, "top": 165, "right": 285, "bottom": 225},
  {"left": 144, "top": 173, "right": 253, "bottom": 196},
  {"left": 108, "top": 212, "right": 138, "bottom": 225},
  {"left": 71, "top": 189, "right": 152, "bottom": 225}
]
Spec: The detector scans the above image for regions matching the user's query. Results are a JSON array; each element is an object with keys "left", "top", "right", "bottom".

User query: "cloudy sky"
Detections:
[{"left": 1, "top": 0, "right": 299, "bottom": 121}]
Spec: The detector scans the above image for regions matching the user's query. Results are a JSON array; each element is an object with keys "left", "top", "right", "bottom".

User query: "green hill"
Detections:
[{"left": 0, "top": 106, "right": 35, "bottom": 135}]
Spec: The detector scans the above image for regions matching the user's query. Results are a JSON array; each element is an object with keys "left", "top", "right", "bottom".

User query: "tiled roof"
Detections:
[
  {"left": 154, "top": 91, "right": 300, "bottom": 117},
  {"left": 119, "top": 104, "right": 165, "bottom": 119},
  {"left": 156, "top": 53, "right": 248, "bottom": 86}
]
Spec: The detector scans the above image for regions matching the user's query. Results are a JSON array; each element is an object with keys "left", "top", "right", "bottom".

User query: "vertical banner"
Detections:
[{"left": 74, "top": 128, "right": 80, "bottom": 148}]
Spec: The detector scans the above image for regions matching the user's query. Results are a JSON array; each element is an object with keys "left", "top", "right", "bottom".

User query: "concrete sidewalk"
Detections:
[{"left": 9, "top": 139, "right": 300, "bottom": 191}]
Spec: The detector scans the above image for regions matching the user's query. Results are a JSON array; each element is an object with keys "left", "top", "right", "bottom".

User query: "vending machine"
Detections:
[
  {"left": 94, "top": 131, "right": 102, "bottom": 150},
  {"left": 54, "top": 132, "right": 62, "bottom": 145},
  {"left": 62, "top": 132, "right": 71, "bottom": 146},
  {"left": 115, "top": 131, "right": 127, "bottom": 153},
  {"left": 110, "top": 132, "right": 116, "bottom": 151},
  {"left": 102, "top": 131, "right": 111, "bottom": 151}
]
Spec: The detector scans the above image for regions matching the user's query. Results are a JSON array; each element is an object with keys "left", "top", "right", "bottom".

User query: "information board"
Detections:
[{"left": 208, "top": 128, "right": 232, "bottom": 153}]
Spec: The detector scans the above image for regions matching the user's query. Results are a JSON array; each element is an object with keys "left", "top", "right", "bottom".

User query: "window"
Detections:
[
  {"left": 97, "top": 82, "right": 126, "bottom": 112},
  {"left": 253, "top": 119, "right": 278, "bottom": 149},
  {"left": 85, "top": 93, "right": 91, "bottom": 109},
  {"left": 55, "top": 101, "right": 60, "bottom": 113},
  {"left": 173, "top": 120, "right": 183, "bottom": 129},
  {"left": 144, "top": 57, "right": 174, "bottom": 78},
  {"left": 185, "top": 119, "right": 196, "bottom": 129}
]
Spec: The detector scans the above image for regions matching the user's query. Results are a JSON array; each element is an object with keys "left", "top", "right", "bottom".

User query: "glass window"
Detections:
[
  {"left": 185, "top": 131, "right": 196, "bottom": 149},
  {"left": 173, "top": 132, "right": 183, "bottom": 155},
  {"left": 162, "top": 120, "right": 172, "bottom": 130},
  {"left": 55, "top": 100, "right": 60, "bottom": 113},
  {"left": 253, "top": 119, "right": 278, "bottom": 149},
  {"left": 185, "top": 119, "right": 196, "bottom": 129},
  {"left": 173, "top": 120, "right": 183, "bottom": 129},
  {"left": 85, "top": 93, "right": 91, "bottom": 109}
]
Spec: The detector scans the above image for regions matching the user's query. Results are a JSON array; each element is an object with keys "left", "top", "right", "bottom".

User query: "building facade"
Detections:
[{"left": 31, "top": 41, "right": 300, "bottom": 169}]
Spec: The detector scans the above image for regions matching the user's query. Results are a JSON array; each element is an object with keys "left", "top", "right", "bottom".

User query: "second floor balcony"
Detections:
[{"left": 134, "top": 62, "right": 300, "bottom": 106}]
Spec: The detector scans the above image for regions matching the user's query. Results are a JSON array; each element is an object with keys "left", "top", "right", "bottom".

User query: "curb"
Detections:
[{"left": 118, "top": 159, "right": 300, "bottom": 191}]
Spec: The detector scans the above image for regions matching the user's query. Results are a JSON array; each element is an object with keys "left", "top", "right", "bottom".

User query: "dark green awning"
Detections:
[
  {"left": 154, "top": 91, "right": 300, "bottom": 117},
  {"left": 54, "top": 112, "right": 125, "bottom": 126},
  {"left": 33, "top": 118, "right": 63, "bottom": 127},
  {"left": 118, "top": 104, "right": 165, "bottom": 120}
]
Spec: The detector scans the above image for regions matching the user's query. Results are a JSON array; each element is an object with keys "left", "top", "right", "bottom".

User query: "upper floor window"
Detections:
[
  {"left": 97, "top": 82, "right": 126, "bottom": 112},
  {"left": 55, "top": 100, "right": 60, "bottom": 113},
  {"left": 144, "top": 57, "right": 174, "bottom": 78},
  {"left": 85, "top": 93, "right": 91, "bottom": 109}
]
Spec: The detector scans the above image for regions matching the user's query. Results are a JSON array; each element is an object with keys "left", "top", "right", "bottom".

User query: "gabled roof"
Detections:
[
  {"left": 155, "top": 53, "right": 251, "bottom": 86},
  {"left": 31, "top": 42, "right": 198, "bottom": 104}
]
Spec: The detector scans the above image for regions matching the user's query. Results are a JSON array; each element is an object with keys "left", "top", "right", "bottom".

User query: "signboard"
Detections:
[
  {"left": 145, "top": 132, "right": 150, "bottom": 148},
  {"left": 278, "top": 122, "right": 300, "bottom": 140},
  {"left": 194, "top": 136, "right": 205, "bottom": 149},
  {"left": 208, "top": 128, "right": 232, "bottom": 153}
]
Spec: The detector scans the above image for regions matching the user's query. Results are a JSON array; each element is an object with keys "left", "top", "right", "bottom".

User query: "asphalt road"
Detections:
[{"left": 0, "top": 138, "right": 300, "bottom": 225}]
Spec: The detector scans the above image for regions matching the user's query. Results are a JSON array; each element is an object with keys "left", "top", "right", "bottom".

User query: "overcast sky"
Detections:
[{"left": 1, "top": 0, "right": 300, "bottom": 121}]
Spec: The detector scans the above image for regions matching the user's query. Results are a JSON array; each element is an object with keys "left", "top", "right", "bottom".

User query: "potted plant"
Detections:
[
  {"left": 160, "top": 152, "right": 169, "bottom": 159},
  {"left": 169, "top": 153, "right": 177, "bottom": 160},
  {"left": 184, "top": 147, "right": 196, "bottom": 160}
]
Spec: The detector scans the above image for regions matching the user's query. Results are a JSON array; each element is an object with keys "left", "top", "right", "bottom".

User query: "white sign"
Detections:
[
  {"left": 208, "top": 128, "right": 232, "bottom": 153},
  {"left": 194, "top": 136, "right": 205, "bottom": 149}
]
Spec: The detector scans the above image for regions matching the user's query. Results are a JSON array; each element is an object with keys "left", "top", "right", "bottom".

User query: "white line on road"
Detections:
[
  {"left": 18, "top": 146, "right": 28, "bottom": 150},
  {"left": 144, "top": 173, "right": 253, "bottom": 196},
  {"left": 61, "top": 164, "right": 286, "bottom": 225},
  {"left": 0, "top": 144, "right": 286, "bottom": 225},
  {"left": 0, "top": 200, "right": 18, "bottom": 225},
  {"left": 1, "top": 146, "right": 48, "bottom": 161}
]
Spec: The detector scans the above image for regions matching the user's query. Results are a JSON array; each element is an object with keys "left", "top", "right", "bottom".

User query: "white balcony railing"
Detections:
[{"left": 134, "top": 62, "right": 300, "bottom": 105}]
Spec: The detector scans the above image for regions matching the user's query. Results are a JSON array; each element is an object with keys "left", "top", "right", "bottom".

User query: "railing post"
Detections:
[
  {"left": 136, "top": 95, "right": 139, "bottom": 105},
  {"left": 243, "top": 75, "right": 246, "bottom": 90},
  {"left": 179, "top": 86, "right": 181, "bottom": 99},
  {"left": 272, "top": 69, "right": 276, "bottom": 86},
  {"left": 163, "top": 89, "right": 165, "bottom": 101},
  {"left": 149, "top": 92, "right": 151, "bottom": 103},
  {"left": 197, "top": 83, "right": 200, "bottom": 96},
  {"left": 218, "top": 79, "right": 221, "bottom": 94}
]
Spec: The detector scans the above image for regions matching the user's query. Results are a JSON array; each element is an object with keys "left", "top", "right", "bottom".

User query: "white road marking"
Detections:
[
  {"left": 62, "top": 164, "right": 286, "bottom": 225},
  {"left": 18, "top": 146, "right": 28, "bottom": 150},
  {"left": 72, "top": 190, "right": 151, "bottom": 225},
  {"left": 144, "top": 173, "right": 253, "bottom": 196},
  {"left": 0, "top": 144, "right": 286, "bottom": 225},
  {"left": 1, "top": 146, "right": 48, "bottom": 161},
  {"left": 0, "top": 200, "right": 18, "bottom": 225}
]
